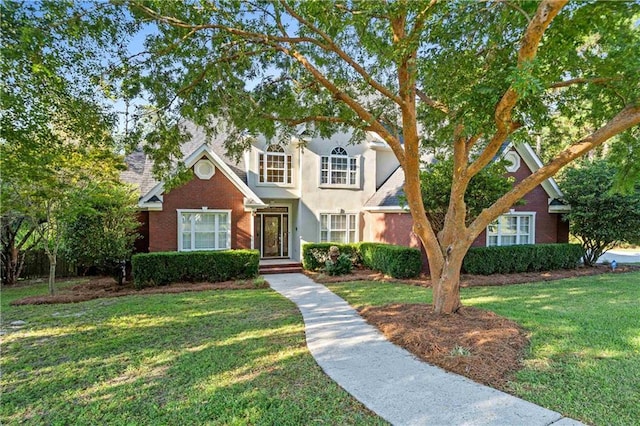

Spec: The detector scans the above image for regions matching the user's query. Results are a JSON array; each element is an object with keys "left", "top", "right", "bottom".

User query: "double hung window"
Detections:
[
  {"left": 179, "top": 210, "right": 230, "bottom": 251},
  {"left": 487, "top": 213, "right": 534, "bottom": 246},
  {"left": 259, "top": 145, "right": 292, "bottom": 184},
  {"left": 320, "top": 213, "right": 357, "bottom": 243},
  {"left": 320, "top": 147, "right": 359, "bottom": 187}
]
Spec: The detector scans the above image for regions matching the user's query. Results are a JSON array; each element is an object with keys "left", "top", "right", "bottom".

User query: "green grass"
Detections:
[
  {"left": 1, "top": 279, "right": 386, "bottom": 425},
  {"left": 327, "top": 272, "right": 640, "bottom": 426}
]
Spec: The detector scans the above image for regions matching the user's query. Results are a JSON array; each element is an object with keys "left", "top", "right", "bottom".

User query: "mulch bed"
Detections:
[
  {"left": 359, "top": 304, "right": 528, "bottom": 390},
  {"left": 10, "top": 276, "right": 268, "bottom": 306}
]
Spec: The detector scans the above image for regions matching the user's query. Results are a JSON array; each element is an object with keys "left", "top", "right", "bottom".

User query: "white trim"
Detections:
[
  {"left": 177, "top": 209, "right": 232, "bottom": 251},
  {"left": 503, "top": 151, "right": 521, "bottom": 173},
  {"left": 486, "top": 211, "right": 536, "bottom": 247},
  {"left": 362, "top": 205, "right": 409, "bottom": 213},
  {"left": 139, "top": 144, "right": 266, "bottom": 210},
  {"left": 194, "top": 159, "right": 215, "bottom": 180},
  {"left": 318, "top": 211, "right": 359, "bottom": 243},
  {"left": 255, "top": 203, "right": 291, "bottom": 258}
]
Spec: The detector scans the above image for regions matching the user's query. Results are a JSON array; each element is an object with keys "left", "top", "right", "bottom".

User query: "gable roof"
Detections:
[
  {"left": 364, "top": 143, "right": 567, "bottom": 212},
  {"left": 121, "top": 121, "right": 265, "bottom": 211}
]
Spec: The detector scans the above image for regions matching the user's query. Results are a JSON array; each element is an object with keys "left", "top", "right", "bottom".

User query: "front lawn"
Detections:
[
  {"left": 328, "top": 272, "right": 640, "bottom": 426},
  {"left": 1, "top": 279, "right": 385, "bottom": 425}
]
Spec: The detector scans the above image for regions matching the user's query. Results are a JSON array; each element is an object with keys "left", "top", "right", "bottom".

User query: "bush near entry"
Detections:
[
  {"left": 132, "top": 250, "right": 259, "bottom": 289},
  {"left": 302, "top": 243, "right": 360, "bottom": 271},
  {"left": 462, "top": 243, "right": 584, "bottom": 275},
  {"left": 302, "top": 242, "right": 422, "bottom": 279}
]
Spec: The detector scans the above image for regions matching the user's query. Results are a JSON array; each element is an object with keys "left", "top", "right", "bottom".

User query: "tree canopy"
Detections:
[
  {"left": 110, "top": 0, "right": 640, "bottom": 313},
  {"left": 6, "top": 1, "right": 638, "bottom": 312}
]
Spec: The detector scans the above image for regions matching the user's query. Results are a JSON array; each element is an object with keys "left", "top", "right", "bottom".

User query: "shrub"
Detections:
[
  {"left": 132, "top": 250, "right": 259, "bottom": 289},
  {"left": 325, "top": 253, "right": 353, "bottom": 276},
  {"left": 359, "top": 243, "right": 422, "bottom": 279},
  {"left": 462, "top": 244, "right": 584, "bottom": 275},
  {"left": 302, "top": 243, "right": 360, "bottom": 271}
]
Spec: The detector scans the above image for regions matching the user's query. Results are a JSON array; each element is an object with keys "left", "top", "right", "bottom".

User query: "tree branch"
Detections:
[
  {"left": 278, "top": 0, "right": 403, "bottom": 106},
  {"left": 468, "top": 104, "right": 640, "bottom": 238},
  {"left": 416, "top": 88, "right": 450, "bottom": 114},
  {"left": 467, "top": 0, "right": 568, "bottom": 179},
  {"left": 548, "top": 76, "right": 622, "bottom": 89}
]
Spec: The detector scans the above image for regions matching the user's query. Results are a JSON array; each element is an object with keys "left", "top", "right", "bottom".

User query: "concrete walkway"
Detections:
[
  {"left": 598, "top": 249, "right": 640, "bottom": 264},
  {"left": 268, "top": 273, "right": 584, "bottom": 426}
]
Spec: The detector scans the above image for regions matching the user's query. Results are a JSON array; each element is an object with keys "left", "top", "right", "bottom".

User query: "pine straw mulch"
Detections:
[
  {"left": 307, "top": 263, "right": 640, "bottom": 391},
  {"left": 10, "top": 276, "right": 268, "bottom": 306},
  {"left": 358, "top": 304, "right": 527, "bottom": 391}
]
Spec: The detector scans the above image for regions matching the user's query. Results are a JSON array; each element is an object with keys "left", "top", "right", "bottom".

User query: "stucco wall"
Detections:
[{"left": 148, "top": 157, "right": 252, "bottom": 252}]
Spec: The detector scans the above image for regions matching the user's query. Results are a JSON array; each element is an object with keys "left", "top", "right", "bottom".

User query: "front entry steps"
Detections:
[{"left": 259, "top": 260, "right": 303, "bottom": 275}]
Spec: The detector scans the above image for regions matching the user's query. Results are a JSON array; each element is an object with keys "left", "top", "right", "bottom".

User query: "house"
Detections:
[{"left": 121, "top": 122, "right": 569, "bottom": 264}]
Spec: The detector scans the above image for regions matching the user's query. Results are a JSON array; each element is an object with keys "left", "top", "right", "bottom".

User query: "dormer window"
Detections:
[
  {"left": 320, "top": 147, "right": 360, "bottom": 188},
  {"left": 259, "top": 144, "right": 292, "bottom": 184}
]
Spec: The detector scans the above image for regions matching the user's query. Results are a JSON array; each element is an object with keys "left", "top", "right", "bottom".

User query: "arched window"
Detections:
[
  {"left": 320, "top": 146, "right": 359, "bottom": 187},
  {"left": 259, "top": 144, "right": 292, "bottom": 184}
]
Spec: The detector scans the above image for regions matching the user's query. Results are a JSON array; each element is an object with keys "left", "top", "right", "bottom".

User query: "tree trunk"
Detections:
[
  {"left": 431, "top": 244, "right": 466, "bottom": 314},
  {"left": 48, "top": 254, "right": 57, "bottom": 296}
]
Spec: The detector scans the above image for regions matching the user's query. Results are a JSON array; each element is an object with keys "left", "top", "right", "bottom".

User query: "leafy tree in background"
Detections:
[
  {"left": 111, "top": 0, "right": 639, "bottom": 314},
  {"left": 0, "top": 1, "right": 131, "bottom": 291},
  {"left": 63, "top": 184, "right": 139, "bottom": 285},
  {"left": 416, "top": 159, "right": 517, "bottom": 233},
  {"left": 559, "top": 160, "right": 640, "bottom": 266}
]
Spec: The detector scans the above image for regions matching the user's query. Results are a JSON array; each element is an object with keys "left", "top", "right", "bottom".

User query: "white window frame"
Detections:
[
  {"left": 177, "top": 209, "right": 231, "bottom": 251},
  {"left": 258, "top": 145, "right": 293, "bottom": 186},
  {"left": 486, "top": 211, "right": 536, "bottom": 247},
  {"left": 319, "top": 212, "right": 358, "bottom": 243},
  {"left": 319, "top": 147, "right": 360, "bottom": 189}
]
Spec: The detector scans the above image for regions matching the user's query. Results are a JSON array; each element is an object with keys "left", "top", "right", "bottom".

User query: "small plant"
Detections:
[
  {"left": 252, "top": 277, "right": 268, "bottom": 288},
  {"left": 325, "top": 253, "right": 353, "bottom": 276},
  {"left": 449, "top": 345, "right": 472, "bottom": 357}
]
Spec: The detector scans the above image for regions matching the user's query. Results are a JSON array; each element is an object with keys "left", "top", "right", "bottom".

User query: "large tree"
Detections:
[
  {"left": 115, "top": 0, "right": 639, "bottom": 314},
  {"left": 1, "top": 1, "right": 130, "bottom": 288},
  {"left": 559, "top": 160, "right": 640, "bottom": 266}
]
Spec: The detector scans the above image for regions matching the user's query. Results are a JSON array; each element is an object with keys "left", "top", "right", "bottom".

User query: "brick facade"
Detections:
[
  {"left": 371, "top": 153, "right": 568, "bottom": 260},
  {"left": 147, "top": 157, "right": 252, "bottom": 252}
]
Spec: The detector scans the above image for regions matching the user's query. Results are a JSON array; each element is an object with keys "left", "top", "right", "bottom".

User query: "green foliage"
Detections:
[
  {"left": 62, "top": 184, "right": 139, "bottom": 284},
  {"left": 415, "top": 157, "right": 518, "bottom": 231},
  {"left": 559, "top": 159, "right": 640, "bottom": 266},
  {"left": 325, "top": 254, "right": 353, "bottom": 276},
  {"left": 462, "top": 244, "right": 584, "bottom": 275},
  {"left": 131, "top": 250, "right": 259, "bottom": 289},
  {"left": 359, "top": 243, "right": 422, "bottom": 279},
  {"left": 302, "top": 243, "right": 360, "bottom": 271}
]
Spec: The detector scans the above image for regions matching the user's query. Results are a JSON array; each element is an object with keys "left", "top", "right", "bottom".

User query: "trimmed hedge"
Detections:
[
  {"left": 132, "top": 249, "right": 259, "bottom": 289},
  {"left": 359, "top": 243, "right": 422, "bottom": 279},
  {"left": 302, "top": 243, "right": 360, "bottom": 271},
  {"left": 462, "top": 243, "right": 584, "bottom": 275}
]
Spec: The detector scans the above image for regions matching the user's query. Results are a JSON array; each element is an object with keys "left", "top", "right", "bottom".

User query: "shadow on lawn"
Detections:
[{"left": 2, "top": 290, "right": 379, "bottom": 425}]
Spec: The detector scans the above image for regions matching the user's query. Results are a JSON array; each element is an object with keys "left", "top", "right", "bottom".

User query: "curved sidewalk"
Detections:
[{"left": 268, "top": 273, "right": 584, "bottom": 426}]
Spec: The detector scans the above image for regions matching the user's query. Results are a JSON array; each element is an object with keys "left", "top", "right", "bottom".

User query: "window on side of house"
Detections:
[
  {"left": 258, "top": 144, "right": 292, "bottom": 184},
  {"left": 178, "top": 210, "right": 231, "bottom": 251},
  {"left": 487, "top": 213, "right": 535, "bottom": 247},
  {"left": 320, "top": 147, "right": 359, "bottom": 187},
  {"left": 320, "top": 213, "right": 357, "bottom": 243}
]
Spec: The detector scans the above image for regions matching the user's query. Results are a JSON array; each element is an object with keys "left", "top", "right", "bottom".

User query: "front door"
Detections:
[
  {"left": 263, "top": 215, "right": 281, "bottom": 257},
  {"left": 256, "top": 208, "right": 289, "bottom": 258}
]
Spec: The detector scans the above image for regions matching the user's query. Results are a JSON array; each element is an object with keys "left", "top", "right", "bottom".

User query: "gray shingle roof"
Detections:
[
  {"left": 364, "top": 166, "right": 405, "bottom": 208},
  {"left": 120, "top": 121, "right": 247, "bottom": 197}
]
